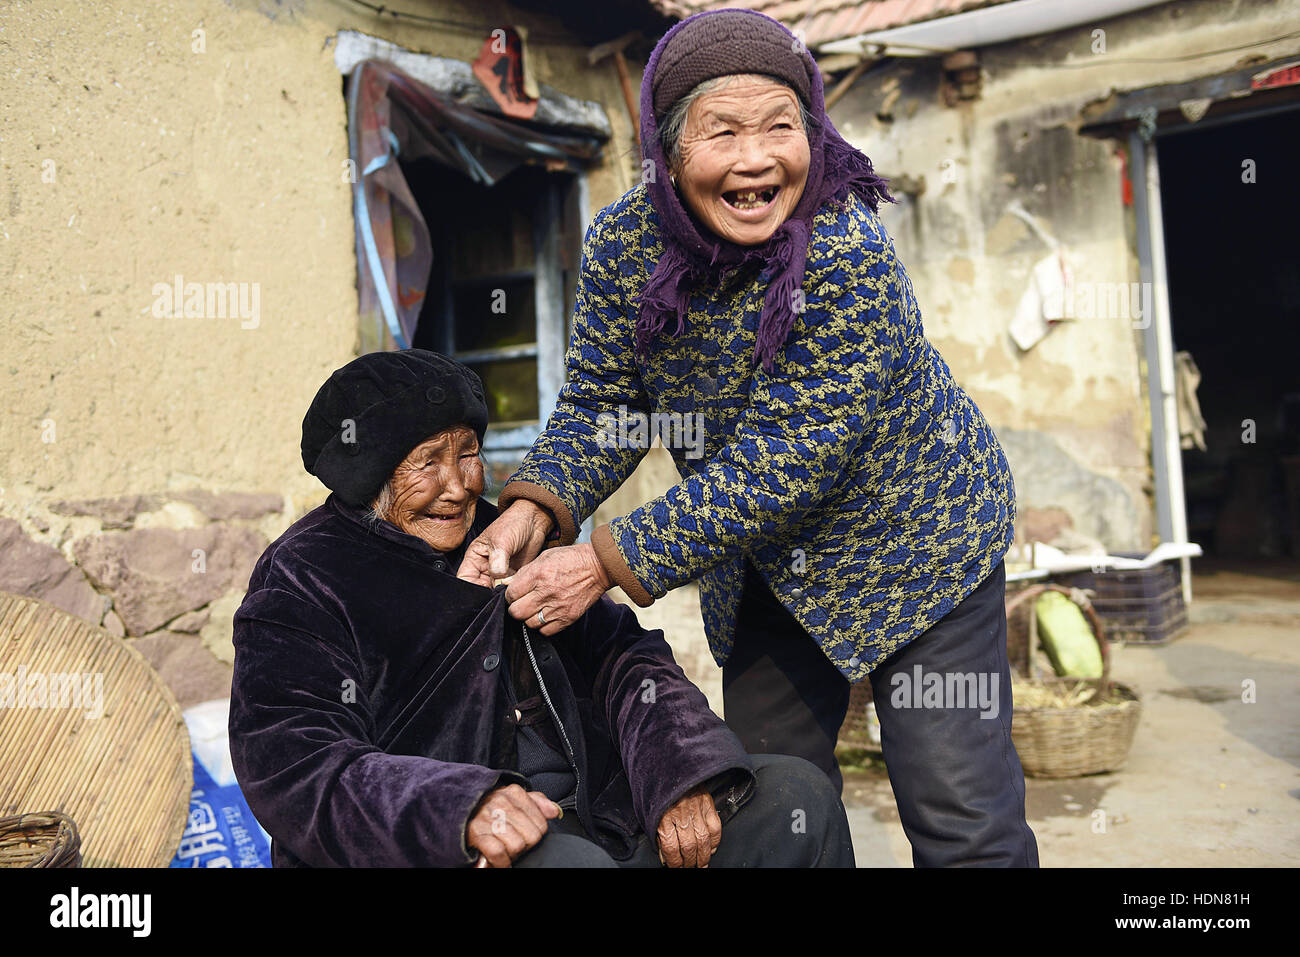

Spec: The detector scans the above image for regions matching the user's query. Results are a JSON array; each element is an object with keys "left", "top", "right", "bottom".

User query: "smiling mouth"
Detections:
[
  {"left": 722, "top": 186, "right": 778, "bottom": 211},
  {"left": 424, "top": 511, "right": 464, "bottom": 522}
]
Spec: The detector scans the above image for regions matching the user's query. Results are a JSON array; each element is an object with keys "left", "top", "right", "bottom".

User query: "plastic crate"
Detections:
[{"left": 1058, "top": 555, "right": 1188, "bottom": 645}]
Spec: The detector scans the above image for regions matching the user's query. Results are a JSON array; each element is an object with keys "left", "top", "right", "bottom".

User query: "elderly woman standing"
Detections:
[{"left": 459, "top": 10, "right": 1038, "bottom": 867}]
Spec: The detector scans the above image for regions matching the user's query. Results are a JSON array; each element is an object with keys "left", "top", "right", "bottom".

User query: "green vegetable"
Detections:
[{"left": 1034, "top": 592, "right": 1103, "bottom": 679}]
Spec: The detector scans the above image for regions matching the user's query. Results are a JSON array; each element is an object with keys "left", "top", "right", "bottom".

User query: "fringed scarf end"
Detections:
[
  {"left": 751, "top": 221, "right": 807, "bottom": 373},
  {"left": 635, "top": 245, "right": 695, "bottom": 357},
  {"left": 822, "top": 128, "right": 897, "bottom": 214}
]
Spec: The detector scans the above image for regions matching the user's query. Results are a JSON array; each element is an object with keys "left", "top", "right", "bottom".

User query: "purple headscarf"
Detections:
[{"left": 636, "top": 8, "right": 895, "bottom": 372}]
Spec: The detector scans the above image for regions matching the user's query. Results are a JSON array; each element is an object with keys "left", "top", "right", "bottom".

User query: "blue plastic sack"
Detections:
[{"left": 168, "top": 698, "right": 271, "bottom": 868}]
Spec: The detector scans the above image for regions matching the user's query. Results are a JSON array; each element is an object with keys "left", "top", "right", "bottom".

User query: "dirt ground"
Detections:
[
  {"left": 623, "top": 561, "right": 1300, "bottom": 868},
  {"left": 841, "top": 561, "right": 1300, "bottom": 867}
]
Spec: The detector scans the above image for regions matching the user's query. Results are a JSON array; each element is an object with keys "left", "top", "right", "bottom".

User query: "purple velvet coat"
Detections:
[{"left": 228, "top": 494, "right": 755, "bottom": 867}]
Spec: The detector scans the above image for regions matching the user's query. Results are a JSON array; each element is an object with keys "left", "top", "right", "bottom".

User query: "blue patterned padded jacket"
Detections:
[{"left": 499, "top": 183, "right": 1015, "bottom": 682}]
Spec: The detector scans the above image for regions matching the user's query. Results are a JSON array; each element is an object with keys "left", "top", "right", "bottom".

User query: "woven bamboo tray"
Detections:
[
  {"left": 1005, "top": 585, "right": 1142, "bottom": 778},
  {"left": 0, "top": 592, "right": 191, "bottom": 867}
]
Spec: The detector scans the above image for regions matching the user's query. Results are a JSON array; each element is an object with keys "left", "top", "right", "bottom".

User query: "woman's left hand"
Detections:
[
  {"left": 505, "top": 543, "right": 612, "bottom": 635},
  {"left": 657, "top": 789, "right": 722, "bottom": 868}
]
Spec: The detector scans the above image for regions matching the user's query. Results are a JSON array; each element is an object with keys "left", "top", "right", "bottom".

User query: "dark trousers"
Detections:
[
  {"left": 722, "top": 560, "right": 1040, "bottom": 868},
  {"left": 723, "top": 561, "right": 852, "bottom": 794},
  {"left": 515, "top": 753, "right": 855, "bottom": 867}
]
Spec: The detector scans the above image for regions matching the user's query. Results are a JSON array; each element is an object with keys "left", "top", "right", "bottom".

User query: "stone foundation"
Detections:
[{"left": 0, "top": 490, "right": 294, "bottom": 709}]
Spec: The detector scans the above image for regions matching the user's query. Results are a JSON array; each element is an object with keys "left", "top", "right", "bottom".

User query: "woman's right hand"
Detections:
[
  {"left": 456, "top": 500, "right": 555, "bottom": 586},
  {"left": 466, "top": 784, "right": 562, "bottom": 867}
]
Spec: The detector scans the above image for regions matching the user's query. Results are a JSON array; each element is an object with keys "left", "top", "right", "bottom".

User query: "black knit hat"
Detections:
[
  {"left": 301, "top": 349, "right": 488, "bottom": 507},
  {"left": 649, "top": 8, "right": 814, "bottom": 121}
]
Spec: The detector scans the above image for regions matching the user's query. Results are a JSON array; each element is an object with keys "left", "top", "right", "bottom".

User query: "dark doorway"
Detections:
[{"left": 1157, "top": 106, "right": 1300, "bottom": 562}]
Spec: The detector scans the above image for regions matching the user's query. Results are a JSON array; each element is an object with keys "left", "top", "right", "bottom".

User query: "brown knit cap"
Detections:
[{"left": 650, "top": 8, "right": 814, "bottom": 121}]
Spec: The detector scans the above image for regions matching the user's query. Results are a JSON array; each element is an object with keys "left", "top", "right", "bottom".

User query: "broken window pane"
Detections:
[{"left": 467, "top": 358, "right": 539, "bottom": 424}]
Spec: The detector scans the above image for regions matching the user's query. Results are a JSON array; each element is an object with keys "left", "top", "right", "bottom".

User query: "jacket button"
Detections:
[
  {"left": 791, "top": 587, "right": 803, "bottom": 598},
  {"left": 482, "top": 654, "right": 500, "bottom": 671},
  {"left": 848, "top": 656, "right": 860, "bottom": 668},
  {"left": 433, "top": 560, "right": 447, "bottom": 572}
]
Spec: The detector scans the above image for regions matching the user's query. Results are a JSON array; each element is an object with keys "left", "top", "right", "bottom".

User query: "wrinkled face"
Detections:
[
  {"left": 673, "top": 75, "right": 811, "bottom": 246},
  {"left": 380, "top": 426, "right": 483, "bottom": 552}
]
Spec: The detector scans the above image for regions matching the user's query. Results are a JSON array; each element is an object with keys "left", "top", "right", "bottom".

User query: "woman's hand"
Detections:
[
  {"left": 504, "top": 542, "right": 611, "bottom": 636},
  {"left": 656, "top": 788, "right": 722, "bottom": 868},
  {"left": 467, "top": 784, "right": 562, "bottom": 868},
  {"left": 457, "top": 500, "right": 555, "bottom": 587}
]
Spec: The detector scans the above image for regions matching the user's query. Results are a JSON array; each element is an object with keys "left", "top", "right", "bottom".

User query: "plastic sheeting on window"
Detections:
[{"left": 345, "top": 59, "right": 603, "bottom": 351}]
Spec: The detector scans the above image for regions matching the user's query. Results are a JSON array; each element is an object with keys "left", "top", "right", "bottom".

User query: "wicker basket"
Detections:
[
  {"left": 0, "top": 812, "right": 82, "bottom": 868},
  {"left": 1005, "top": 585, "right": 1143, "bottom": 778},
  {"left": 838, "top": 681, "right": 878, "bottom": 750}
]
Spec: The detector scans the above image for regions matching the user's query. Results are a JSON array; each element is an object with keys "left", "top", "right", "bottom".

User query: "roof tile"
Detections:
[{"left": 646, "top": 0, "right": 1018, "bottom": 45}]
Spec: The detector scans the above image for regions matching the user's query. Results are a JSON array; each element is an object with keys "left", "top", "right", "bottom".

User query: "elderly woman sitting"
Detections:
[{"left": 227, "top": 350, "right": 853, "bottom": 868}]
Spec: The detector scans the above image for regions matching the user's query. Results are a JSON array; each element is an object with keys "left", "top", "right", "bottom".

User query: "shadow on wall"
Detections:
[{"left": 996, "top": 427, "right": 1144, "bottom": 552}]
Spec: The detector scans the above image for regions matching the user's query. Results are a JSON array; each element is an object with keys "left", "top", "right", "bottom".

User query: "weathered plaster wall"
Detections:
[
  {"left": 830, "top": 0, "right": 1300, "bottom": 552},
  {"left": 0, "top": 0, "right": 650, "bottom": 706}
]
